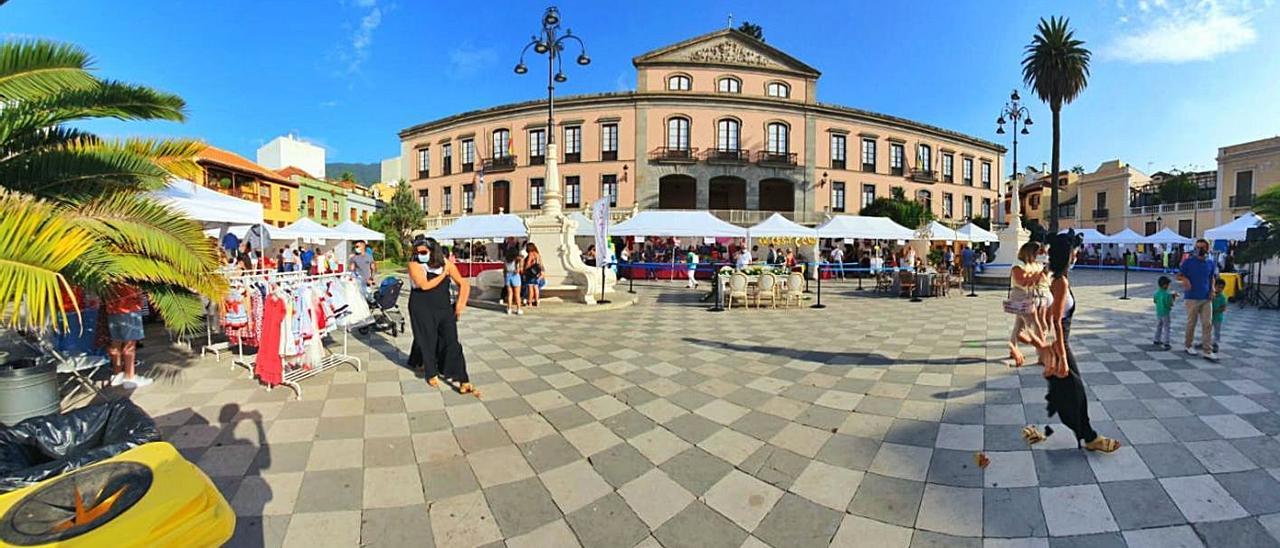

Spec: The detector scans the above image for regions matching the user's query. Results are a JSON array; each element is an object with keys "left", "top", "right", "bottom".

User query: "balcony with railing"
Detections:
[
  {"left": 909, "top": 168, "right": 938, "bottom": 183},
  {"left": 417, "top": 170, "right": 429, "bottom": 179},
  {"left": 756, "top": 151, "right": 798, "bottom": 168},
  {"left": 529, "top": 155, "right": 545, "bottom": 166},
  {"left": 1058, "top": 205, "right": 1076, "bottom": 218},
  {"left": 1230, "top": 194, "right": 1255, "bottom": 208},
  {"left": 483, "top": 155, "right": 517, "bottom": 173},
  {"left": 704, "top": 148, "right": 750, "bottom": 164},
  {"left": 1130, "top": 200, "right": 1217, "bottom": 216},
  {"left": 461, "top": 161, "right": 474, "bottom": 173},
  {"left": 648, "top": 147, "right": 698, "bottom": 164},
  {"left": 1091, "top": 208, "right": 1109, "bottom": 220},
  {"left": 831, "top": 159, "right": 846, "bottom": 170},
  {"left": 862, "top": 162, "right": 876, "bottom": 173}
]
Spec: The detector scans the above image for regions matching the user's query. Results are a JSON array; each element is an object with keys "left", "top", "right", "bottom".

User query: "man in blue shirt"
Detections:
[
  {"left": 301, "top": 246, "right": 315, "bottom": 274},
  {"left": 1177, "top": 238, "right": 1217, "bottom": 359},
  {"left": 960, "top": 245, "right": 975, "bottom": 275}
]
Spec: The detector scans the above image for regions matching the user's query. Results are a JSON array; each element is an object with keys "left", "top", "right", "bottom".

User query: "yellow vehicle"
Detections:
[{"left": 0, "top": 442, "right": 233, "bottom": 547}]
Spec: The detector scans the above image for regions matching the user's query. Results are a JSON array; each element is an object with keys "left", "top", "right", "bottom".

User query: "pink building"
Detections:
[{"left": 400, "top": 28, "right": 1005, "bottom": 228}]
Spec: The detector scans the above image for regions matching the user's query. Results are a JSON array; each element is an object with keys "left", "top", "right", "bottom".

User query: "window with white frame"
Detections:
[
  {"left": 492, "top": 129, "right": 510, "bottom": 158},
  {"left": 766, "top": 81, "right": 790, "bottom": 98},
  {"left": 862, "top": 184, "right": 876, "bottom": 209},
  {"left": 463, "top": 184, "right": 475, "bottom": 212},
  {"left": 718, "top": 77, "right": 741, "bottom": 93},
  {"left": 766, "top": 122, "right": 789, "bottom": 154},
  {"left": 917, "top": 144, "right": 932, "bottom": 173},
  {"left": 717, "top": 119, "right": 740, "bottom": 151},
  {"left": 417, "top": 189, "right": 429, "bottom": 212},
  {"left": 890, "top": 143, "right": 905, "bottom": 175},
  {"left": 963, "top": 195, "right": 973, "bottom": 218},
  {"left": 442, "top": 143, "right": 453, "bottom": 174},
  {"left": 981, "top": 162, "right": 992, "bottom": 188},
  {"left": 528, "top": 129, "right": 546, "bottom": 161},
  {"left": 530, "top": 178, "right": 544, "bottom": 209},
  {"left": 602, "top": 174, "right": 618, "bottom": 207},
  {"left": 667, "top": 74, "right": 691, "bottom": 91},
  {"left": 982, "top": 198, "right": 991, "bottom": 218},
  {"left": 831, "top": 134, "right": 846, "bottom": 169},
  {"left": 601, "top": 123, "right": 618, "bottom": 160},
  {"left": 564, "top": 176, "right": 581, "bottom": 207},
  {"left": 942, "top": 154, "right": 954, "bottom": 182},
  {"left": 963, "top": 158, "right": 974, "bottom": 185},
  {"left": 667, "top": 117, "right": 690, "bottom": 150},
  {"left": 861, "top": 139, "right": 876, "bottom": 172},
  {"left": 461, "top": 139, "right": 475, "bottom": 171},
  {"left": 832, "top": 182, "right": 846, "bottom": 212},
  {"left": 417, "top": 146, "right": 430, "bottom": 178},
  {"left": 943, "top": 193, "right": 953, "bottom": 218},
  {"left": 563, "top": 126, "right": 582, "bottom": 160},
  {"left": 443, "top": 186, "right": 453, "bottom": 213}
]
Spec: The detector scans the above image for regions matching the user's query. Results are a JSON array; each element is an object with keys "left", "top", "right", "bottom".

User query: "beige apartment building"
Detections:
[
  {"left": 1054, "top": 136, "right": 1278, "bottom": 238},
  {"left": 399, "top": 28, "right": 1005, "bottom": 228}
]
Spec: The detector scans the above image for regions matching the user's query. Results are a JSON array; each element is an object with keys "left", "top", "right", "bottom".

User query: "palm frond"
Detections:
[
  {"left": 138, "top": 284, "right": 206, "bottom": 335},
  {"left": 0, "top": 40, "right": 97, "bottom": 101},
  {"left": 0, "top": 138, "right": 173, "bottom": 199},
  {"left": 69, "top": 191, "right": 222, "bottom": 277},
  {"left": 121, "top": 137, "right": 205, "bottom": 181},
  {"left": 30, "top": 79, "right": 187, "bottom": 123},
  {"left": 1021, "top": 16, "right": 1092, "bottom": 110},
  {"left": 0, "top": 192, "right": 95, "bottom": 332}
]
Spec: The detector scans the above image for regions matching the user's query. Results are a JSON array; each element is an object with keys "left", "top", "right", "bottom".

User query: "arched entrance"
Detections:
[
  {"left": 658, "top": 174, "right": 697, "bottom": 209},
  {"left": 759, "top": 178, "right": 795, "bottom": 212},
  {"left": 709, "top": 176, "right": 746, "bottom": 210},
  {"left": 491, "top": 180, "right": 510, "bottom": 214}
]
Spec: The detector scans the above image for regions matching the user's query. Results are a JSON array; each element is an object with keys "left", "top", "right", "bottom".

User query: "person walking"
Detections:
[
  {"left": 1177, "top": 238, "right": 1217, "bottom": 360},
  {"left": 105, "top": 284, "right": 150, "bottom": 388},
  {"left": 1211, "top": 278, "right": 1227, "bottom": 354},
  {"left": 831, "top": 244, "right": 845, "bottom": 280},
  {"left": 1152, "top": 276, "right": 1177, "bottom": 349},
  {"left": 522, "top": 242, "right": 544, "bottom": 306},
  {"left": 406, "top": 237, "right": 477, "bottom": 395},
  {"left": 348, "top": 240, "right": 377, "bottom": 298},
  {"left": 503, "top": 246, "right": 523, "bottom": 315},
  {"left": 1007, "top": 242, "right": 1049, "bottom": 367},
  {"left": 686, "top": 246, "right": 700, "bottom": 289},
  {"left": 1031, "top": 231, "right": 1120, "bottom": 453}
]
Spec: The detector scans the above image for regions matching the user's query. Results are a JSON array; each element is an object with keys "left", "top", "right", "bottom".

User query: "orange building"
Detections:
[{"left": 195, "top": 146, "right": 300, "bottom": 227}]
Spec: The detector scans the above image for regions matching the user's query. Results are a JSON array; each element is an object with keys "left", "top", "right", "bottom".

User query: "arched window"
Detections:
[
  {"left": 766, "top": 81, "right": 790, "bottom": 98},
  {"left": 492, "top": 129, "right": 510, "bottom": 159},
  {"left": 717, "top": 119, "right": 740, "bottom": 151},
  {"left": 667, "top": 117, "right": 690, "bottom": 150},
  {"left": 717, "top": 77, "right": 741, "bottom": 94},
  {"left": 766, "top": 122, "right": 789, "bottom": 154},
  {"left": 667, "top": 74, "right": 691, "bottom": 91}
]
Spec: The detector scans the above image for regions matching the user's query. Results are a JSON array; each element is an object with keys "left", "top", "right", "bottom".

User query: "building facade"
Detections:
[
  {"left": 257, "top": 134, "right": 327, "bottom": 179},
  {"left": 343, "top": 181, "right": 379, "bottom": 224},
  {"left": 279, "top": 167, "right": 348, "bottom": 228},
  {"left": 196, "top": 146, "right": 299, "bottom": 227},
  {"left": 399, "top": 29, "right": 1004, "bottom": 228},
  {"left": 1218, "top": 136, "right": 1279, "bottom": 219}
]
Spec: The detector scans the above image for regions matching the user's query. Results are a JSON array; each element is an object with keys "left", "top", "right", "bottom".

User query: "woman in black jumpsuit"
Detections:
[{"left": 406, "top": 238, "right": 476, "bottom": 395}]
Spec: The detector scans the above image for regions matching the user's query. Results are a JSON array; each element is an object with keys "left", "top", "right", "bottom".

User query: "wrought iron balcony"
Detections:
[
  {"left": 483, "top": 155, "right": 517, "bottom": 173},
  {"left": 529, "top": 155, "right": 545, "bottom": 166},
  {"left": 831, "top": 159, "right": 846, "bottom": 170},
  {"left": 417, "top": 170, "right": 429, "bottom": 180},
  {"left": 461, "top": 162, "right": 474, "bottom": 173},
  {"left": 704, "top": 148, "right": 750, "bottom": 164},
  {"left": 756, "top": 151, "right": 798, "bottom": 167},
  {"left": 1092, "top": 208, "right": 1109, "bottom": 220},
  {"left": 862, "top": 163, "right": 876, "bottom": 173},
  {"left": 1230, "top": 194, "right": 1255, "bottom": 207},
  {"left": 648, "top": 147, "right": 698, "bottom": 164},
  {"left": 909, "top": 169, "right": 938, "bottom": 183}
]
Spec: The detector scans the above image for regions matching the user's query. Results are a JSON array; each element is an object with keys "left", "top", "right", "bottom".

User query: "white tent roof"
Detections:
[
  {"left": 815, "top": 215, "right": 916, "bottom": 240},
  {"left": 1061, "top": 228, "right": 1112, "bottom": 244},
  {"left": 1144, "top": 228, "right": 1194, "bottom": 245},
  {"left": 152, "top": 178, "right": 263, "bottom": 226},
  {"left": 748, "top": 213, "right": 816, "bottom": 238},
  {"left": 921, "top": 221, "right": 960, "bottom": 241},
  {"left": 273, "top": 217, "right": 341, "bottom": 241},
  {"left": 332, "top": 220, "right": 385, "bottom": 241},
  {"left": 1108, "top": 228, "right": 1147, "bottom": 245},
  {"left": 430, "top": 214, "right": 528, "bottom": 240},
  {"left": 1204, "top": 212, "right": 1263, "bottom": 241},
  {"left": 611, "top": 211, "right": 747, "bottom": 238},
  {"left": 568, "top": 212, "right": 598, "bottom": 237},
  {"left": 957, "top": 223, "right": 999, "bottom": 243}
]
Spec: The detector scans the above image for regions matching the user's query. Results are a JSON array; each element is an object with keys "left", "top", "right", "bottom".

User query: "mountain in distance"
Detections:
[{"left": 326, "top": 162, "right": 380, "bottom": 186}]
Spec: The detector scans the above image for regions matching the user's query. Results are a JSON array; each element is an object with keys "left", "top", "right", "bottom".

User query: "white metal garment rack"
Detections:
[
  {"left": 224, "top": 271, "right": 362, "bottom": 399},
  {"left": 202, "top": 269, "right": 302, "bottom": 362}
]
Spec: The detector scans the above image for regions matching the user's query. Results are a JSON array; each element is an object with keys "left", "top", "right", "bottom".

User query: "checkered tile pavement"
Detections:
[{"left": 123, "top": 269, "right": 1280, "bottom": 547}]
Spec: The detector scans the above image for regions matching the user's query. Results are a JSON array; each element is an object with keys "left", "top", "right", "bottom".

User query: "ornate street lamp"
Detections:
[
  {"left": 996, "top": 89, "right": 1032, "bottom": 232},
  {"left": 514, "top": 6, "right": 590, "bottom": 217}
]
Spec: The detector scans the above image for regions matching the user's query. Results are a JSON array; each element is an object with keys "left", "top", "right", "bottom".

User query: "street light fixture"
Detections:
[{"left": 996, "top": 89, "right": 1032, "bottom": 231}]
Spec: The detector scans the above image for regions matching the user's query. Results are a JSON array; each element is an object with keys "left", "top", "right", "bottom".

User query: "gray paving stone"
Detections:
[
  {"left": 740, "top": 445, "right": 809, "bottom": 490},
  {"left": 1099, "top": 479, "right": 1185, "bottom": 529},
  {"left": 588, "top": 442, "right": 651, "bottom": 488},
  {"left": 540, "top": 404, "right": 595, "bottom": 431},
  {"left": 983, "top": 487, "right": 1047, "bottom": 538},
  {"left": 732, "top": 411, "right": 790, "bottom": 441},
  {"left": 361, "top": 505, "right": 434, "bottom": 548},
  {"left": 294, "top": 468, "right": 363, "bottom": 512},
  {"left": 364, "top": 436, "right": 417, "bottom": 468},
  {"left": 815, "top": 433, "right": 880, "bottom": 471},
  {"left": 518, "top": 434, "right": 582, "bottom": 473},
  {"left": 909, "top": 529, "right": 982, "bottom": 548},
  {"left": 652, "top": 501, "right": 747, "bottom": 548},
  {"left": 1132, "top": 442, "right": 1209, "bottom": 478},
  {"left": 1046, "top": 532, "right": 1127, "bottom": 548},
  {"left": 664, "top": 413, "right": 722, "bottom": 444},
  {"left": 1216, "top": 469, "right": 1280, "bottom": 515},
  {"left": 565, "top": 493, "right": 649, "bottom": 548},
  {"left": 419, "top": 457, "right": 479, "bottom": 501},
  {"left": 1032, "top": 449, "right": 1097, "bottom": 487},
  {"left": 847, "top": 472, "right": 924, "bottom": 528},
  {"left": 1229, "top": 436, "right": 1280, "bottom": 468},
  {"left": 407, "top": 410, "right": 452, "bottom": 433},
  {"left": 485, "top": 477, "right": 562, "bottom": 538},
  {"left": 660, "top": 447, "right": 734, "bottom": 496},
  {"left": 754, "top": 493, "right": 844, "bottom": 548},
  {"left": 454, "top": 421, "right": 512, "bottom": 453},
  {"left": 600, "top": 409, "right": 656, "bottom": 439},
  {"left": 885, "top": 418, "right": 941, "bottom": 447},
  {"left": 926, "top": 448, "right": 984, "bottom": 488},
  {"left": 1193, "top": 518, "right": 1277, "bottom": 548}
]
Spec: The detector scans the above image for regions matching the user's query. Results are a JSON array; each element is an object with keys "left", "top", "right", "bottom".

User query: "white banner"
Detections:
[{"left": 591, "top": 198, "right": 610, "bottom": 268}]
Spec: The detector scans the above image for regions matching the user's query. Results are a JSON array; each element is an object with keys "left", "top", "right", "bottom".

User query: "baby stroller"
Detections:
[{"left": 359, "top": 276, "right": 405, "bottom": 336}]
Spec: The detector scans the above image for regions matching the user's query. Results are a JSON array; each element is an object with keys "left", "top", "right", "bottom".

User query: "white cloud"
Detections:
[
  {"left": 1106, "top": 0, "right": 1260, "bottom": 63},
  {"left": 447, "top": 44, "right": 498, "bottom": 79},
  {"left": 337, "top": 1, "right": 383, "bottom": 74}
]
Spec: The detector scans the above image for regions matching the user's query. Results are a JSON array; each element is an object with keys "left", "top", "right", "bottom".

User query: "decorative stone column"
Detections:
[{"left": 982, "top": 175, "right": 1029, "bottom": 286}]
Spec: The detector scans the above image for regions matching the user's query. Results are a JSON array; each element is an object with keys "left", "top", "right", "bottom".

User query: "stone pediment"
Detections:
[{"left": 633, "top": 29, "right": 820, "bottom": 77}]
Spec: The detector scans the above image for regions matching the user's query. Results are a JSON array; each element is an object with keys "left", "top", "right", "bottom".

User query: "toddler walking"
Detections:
[
  {"left": 1211, "top": 279, "right": 1227, "bottom": 353},
  {"left": 1153, "top": 276, "right": 1177, "bottom": 349}
]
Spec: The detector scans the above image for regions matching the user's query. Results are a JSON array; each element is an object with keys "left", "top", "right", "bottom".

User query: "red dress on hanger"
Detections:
[{"left": 255, "top": 294, "right": 286, "bottom": 386}]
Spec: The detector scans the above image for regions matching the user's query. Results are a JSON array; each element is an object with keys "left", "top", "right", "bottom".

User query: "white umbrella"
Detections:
[
  {"left": 274, "top": 217, "right": 341, "bottom": 242},
  {"left": 1108, "top": 228, "right": 1147, "bottom": 245},
  {"left": 430, "top": 214, "right": 528, "bottom": 240},
  {"left": 1204, "top": 212, "right": 1263, "bottom": 241},
  {"left": 748, "top": 213, "right": 816, "bottom": 238},
  {"left": 332, "top": 220, "right": 385, "bottom": 241},
  {"left": 815, "top": 215, "right": 915, "bottom": 240},
  {"left": 922, "top": 220, "right": 960, "bottom": 241},
  {"left": 1144, "top": 228, "right": 1194, "bottom": 245},
  {"left": 1060, "top": 228, "right": 1112, "bottom": 244},
  {"left": 611, "top": 211, "right": 747, "bottom": 238},
  {"left": 957, "top": 223, "right": 999, "bottom": 243}
]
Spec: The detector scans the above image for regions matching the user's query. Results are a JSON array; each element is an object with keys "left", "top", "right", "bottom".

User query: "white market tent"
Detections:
[
  {"left": 1107, "top": 228, "right": 1147, "bottom": 245},
  {"left": 1061, "top": 228, "right": 1112, "bottom": 244},
  {"left": 1204, "top": 212, "right": 1263, "bottom": 241},
  {"left": 815, "top": 215, "right": 915, "bottom": 240},
  {"left": 611, "top": 210, "right": 747, "bottom": 238},
  {"left": 748, "top": 213, "right": 816, "bottom": 238},
  {"left": 568, "top": 211, "right": 598, "bottom": 237},
  {"left": 332, "top": 220, "right": 385, "bottom": 241},
  {"left": 1144, "top": 228, "right": 1194, "bottom": 245},
  {"left": 921, "top": 221, "right": 960, "bottom": 241},
  {"left": 957, "top": 223, "right": 999, "bottom": 243},
  {"left": 153, "top": 178, "right": 262, "bottom": 226},
  {"left": 273, "top": 217, "right": 341, "bottom": 241},
  {"left": 430, "top": 214, "right": 528, "bottom": 240}
]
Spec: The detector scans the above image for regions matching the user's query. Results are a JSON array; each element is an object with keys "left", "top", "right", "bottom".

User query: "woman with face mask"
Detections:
[{"left": 406, "top": 237, "right": 477, "bottom": 396}]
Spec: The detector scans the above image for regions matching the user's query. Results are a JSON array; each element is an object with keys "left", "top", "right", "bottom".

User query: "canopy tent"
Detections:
[
  {"left": 1107, "top": 228, "right": 1147, "bottom": 245},
  {"left": 273, "top": 217, "right": 341, "bottom": 241},
  {"left": 568, "top": 212, "right": 599, "bottom": 237},
  {"left": 1144, "top": 228, "right": 1194, "bottom": 245},
  {"left": 153, "top": 178, "right": 263, "bottom": 226},
  {"left": 920, "top": 221, "right": 960, "bottom": 241},
  {"left": 956, "top": 222, "right": 999, "bottom": 243},
  {"left": 611, "top": 210, "right": 747, "bottom": 238},
  {"left": 815, "top": 215, "right": 915, "bottom": 240},
  {"left": 429, "top": 214, "right": 528, "bottom": 240},
  {"left": 1060, "top": 228, "right": 1112, "bottom": 244},
  {"left": 1204, "top": 212, "right": 1263, "bottom": 241},
  {"left": 331, "top": 220, "right": 385, "bottom": 241},
  {"left": 747, "top": 213, "right": 816, "bottom": 238}
]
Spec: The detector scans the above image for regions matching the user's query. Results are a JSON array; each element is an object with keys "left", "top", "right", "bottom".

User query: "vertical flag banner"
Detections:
[{"left": 592, "top": 198, "right": 610, "bottom": 269}]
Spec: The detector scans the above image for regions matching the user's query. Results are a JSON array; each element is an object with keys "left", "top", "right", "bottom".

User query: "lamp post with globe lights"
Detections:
[{"left": 996, "top": 89, "right": 1032, "bottom": 232}]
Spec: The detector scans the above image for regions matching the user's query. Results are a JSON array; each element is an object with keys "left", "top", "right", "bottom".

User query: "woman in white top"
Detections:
[{"left": 1008, "top": 241, "right": 1050, "bottom": 367}]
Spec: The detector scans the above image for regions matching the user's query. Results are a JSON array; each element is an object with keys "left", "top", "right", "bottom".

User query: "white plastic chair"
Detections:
[
  {"left": 727, "top": 273, "right": 750, "bottom": 309},
  {"left": 785, "top": 272, "right": 805, "bottom": 307},
  {"left": 755, "top": 273, "right": 779, "bottom": 308}
]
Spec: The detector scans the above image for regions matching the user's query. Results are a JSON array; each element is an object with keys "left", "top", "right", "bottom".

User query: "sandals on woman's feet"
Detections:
[
  {"left": 1022, "top": 425, "right": 1047, "bottom": 445},
  {"left": 1085, "top": 436, "right": 1121, "bottom": 453},
  {"left": 426, "top": 376, "right": 440, "bottom": 387},
  {"left": 459, "top": 383, "right": 481, "bottom": 399}
]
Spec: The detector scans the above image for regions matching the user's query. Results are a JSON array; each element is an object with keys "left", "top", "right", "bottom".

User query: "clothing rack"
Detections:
[
  {"left": 224, "top": 271, "right": 362, "bottom": 399},
  {"left": 201, "top": 269, "right": 306, "bottom": 363}
]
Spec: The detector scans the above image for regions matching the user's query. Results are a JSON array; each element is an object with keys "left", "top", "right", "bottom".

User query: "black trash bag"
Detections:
[{"left": 0, "top": 399, "right": 160, "bottom": 493}]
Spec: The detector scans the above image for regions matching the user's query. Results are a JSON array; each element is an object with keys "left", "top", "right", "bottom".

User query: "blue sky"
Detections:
[{"left": 4, "top": 0, "right": 1277, "bottom": 176}]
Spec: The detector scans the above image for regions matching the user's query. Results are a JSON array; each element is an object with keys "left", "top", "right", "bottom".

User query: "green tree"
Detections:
[
  {"left": 737, "top": 21, "right": 764, "bottom": 42},
  {"left": 1023, "top": 16, "right": 1091, "bottom": 234},
  {"left": 1070, "top": 165, "right": 1085, "bottom": 175},
  {"left": 368, "top": 181, "right": 423, "bottom": 261},
  {"left": 0, "top": 40, "right": 222, "bottom": 333},
  {"left": 1158, "top": 171, "right": 1199, "bottom": 204},
  {"left": 1238, "top": 185, "right": 1280, "bottom": 263},
  {"left": 859, "top": 190, "right": 933, "bottom": 229},
  {"left": 338, "top": 170, "right": 356, "bottom": 184}
]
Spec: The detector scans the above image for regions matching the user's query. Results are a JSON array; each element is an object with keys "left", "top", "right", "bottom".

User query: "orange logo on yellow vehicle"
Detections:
[{"left": 50, "top": 485, "right": 128, "bottom": 533}]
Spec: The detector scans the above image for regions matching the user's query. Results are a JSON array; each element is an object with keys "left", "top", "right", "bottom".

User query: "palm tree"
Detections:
[
  {"left": 1, "top": 40, "right": 223, "bottom": 333},
  {"left": 1022, "top": 16, "right": 1091, "bottom": 233},
  {"left": 1238, "top": 186, "right": 1280, "bottom": 264}
]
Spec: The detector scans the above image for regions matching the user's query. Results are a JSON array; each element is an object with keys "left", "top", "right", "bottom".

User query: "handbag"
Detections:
[
  {"left": 525, "top": 260, "right": 542, "bottom": 278},
  {"left": 1003, "top": 299, "right": 1033, "bottom": 315}
]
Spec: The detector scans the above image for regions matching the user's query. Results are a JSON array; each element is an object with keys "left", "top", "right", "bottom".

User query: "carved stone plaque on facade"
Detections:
[{"left": 686, "top": 39, "right": 772, "bottom": 68}]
